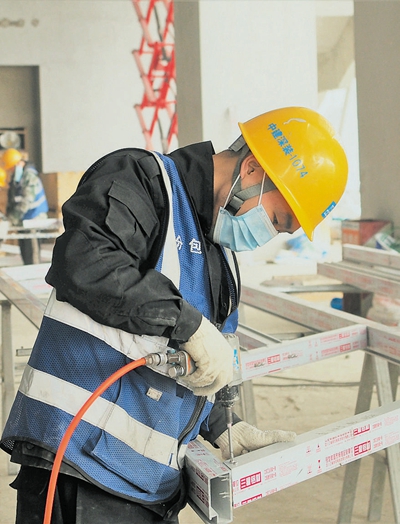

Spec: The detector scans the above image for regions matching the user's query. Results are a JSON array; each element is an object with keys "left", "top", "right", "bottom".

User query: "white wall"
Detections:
[
  {"left": 198, "top": 1, "right": 318, "bottom": 152},
  {"left": 1, "top": 1, "right": 142, "bottom": 172}
]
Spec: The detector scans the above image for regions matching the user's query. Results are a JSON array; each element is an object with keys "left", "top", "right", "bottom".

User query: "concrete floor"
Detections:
[{"left": 0, "top": 256, "right": 398, "bottom": 523}]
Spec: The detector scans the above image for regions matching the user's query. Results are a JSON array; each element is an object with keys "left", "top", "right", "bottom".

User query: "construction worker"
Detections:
[
  {"left": 1, "top": 148, "right": 49, "bottom": 264},
  {"left": 1, "top": 107, "right": 348, "bottom": 523}
]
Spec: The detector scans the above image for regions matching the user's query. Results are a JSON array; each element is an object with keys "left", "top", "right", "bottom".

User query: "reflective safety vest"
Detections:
[
  {"left": 23, "top": 183, "right": 48, "bottom": 219},
  {"left": 1, "top": 153, "right": 238, "bottom": 503},
  {"left": 7, "top": 164, "right": 49, "bottom": 224},
  {"left": 20, "top": 165, "right": 49, "bottom": 220},
  {"left": 154, "top": 152, "right": 239, "bottom": 333}
]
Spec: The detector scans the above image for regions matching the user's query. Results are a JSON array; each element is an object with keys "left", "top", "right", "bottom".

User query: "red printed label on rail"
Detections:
[
  {"left": 354, "top": 441, "right": 371, "bottom": 456},
  {"left": 353, "top": 425, "right": 370, "bottom": 436},
  {"left": 239, "top": 472, "right": 262, "bottom": 490}
]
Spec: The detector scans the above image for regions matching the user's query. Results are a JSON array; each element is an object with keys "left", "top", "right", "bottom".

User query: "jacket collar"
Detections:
[{"left": 168, "top": 141, "right": 215, "bottom": 236}]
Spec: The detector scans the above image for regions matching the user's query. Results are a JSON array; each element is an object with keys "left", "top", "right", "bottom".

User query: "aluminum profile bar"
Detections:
[
  {"left": 258, "top": 283, "right": 355, "bottom": 294},
  {"left": 241, "top": 285, "right": 364, "bottom": 331},
  {"left": 240, "top": 286, "right": 400, "bottom": 364},
  {"left": 185, "top": 439, "right": 233, "bottom": 523},
  {"left": 0, "top": 268, "right": 46, "bottom": 329},
  {"left": 342, "top": 244, "right": 400, "bottom": 270},
  {"left": 237, "top": 324, "right": 367, "bottom": 381},
  {"left": 367, "top": 326, "right": 400, "bottom": 363},
  {"left": 229, "top": 399, "right": 400, "bottom": 511},
  {"left": 185, "top": 399, "right": 400, "bottom": 523},
  {"left": 317, "top": 261, "right": 400, "bottom": 298}
]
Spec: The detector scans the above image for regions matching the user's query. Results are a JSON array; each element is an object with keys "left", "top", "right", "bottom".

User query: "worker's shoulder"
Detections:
[
  {"left": 78, "top": 148, "right": 159, "bottom": 187},
  {"left": 23, "top": 163, "right": 39, "bottom": 176}
]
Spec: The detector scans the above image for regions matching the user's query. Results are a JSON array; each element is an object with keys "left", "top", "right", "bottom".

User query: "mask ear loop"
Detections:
[
  {"left": 257, "top": 172, "right": 266, "bottom": 206},
  {"left": 223, "top": 173, "right": 241, "bottom": 208}
]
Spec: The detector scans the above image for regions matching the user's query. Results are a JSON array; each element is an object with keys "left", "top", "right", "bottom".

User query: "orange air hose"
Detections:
[{"left": 43, "top": 357, "right": 147, "bottom": 524}]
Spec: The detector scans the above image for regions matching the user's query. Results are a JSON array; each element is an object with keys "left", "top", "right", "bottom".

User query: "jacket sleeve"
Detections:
[{"left": 45, "top": 150, "right": 202, "bottom": 342}]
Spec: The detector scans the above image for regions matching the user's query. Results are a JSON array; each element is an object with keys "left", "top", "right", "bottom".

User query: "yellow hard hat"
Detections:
[
  {"left": 0, "top": 168, "right": 7, "bottom": 188},
  {"left": 1, "top": 148, "right": 22, "bottom": 171},
  {"left": 239, "top": 107, "right": 348, "bottom": 240}
]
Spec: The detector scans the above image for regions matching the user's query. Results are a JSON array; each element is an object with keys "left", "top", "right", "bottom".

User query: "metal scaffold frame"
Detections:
[
  {"left": 1, "top": 247, "right": 400, "bottom": 523},
  {"left": 185, "top": 246, "right": 400, "bottom": 523},
  {"left": 131, "top": 0, "right": 178, "bottom": 153}
]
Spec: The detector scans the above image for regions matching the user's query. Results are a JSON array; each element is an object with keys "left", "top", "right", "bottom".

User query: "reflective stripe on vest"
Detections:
[
  {"left": 20, "top": 364, "right": 183, "bottom": 469},
  {"left": 45, "top": 290, "right": 171, "bottom": 363}
]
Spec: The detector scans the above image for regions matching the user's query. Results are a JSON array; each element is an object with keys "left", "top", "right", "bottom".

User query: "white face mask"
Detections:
[
  {"left": 14, "top": 164, "right": 23, "bottom": 183},
  {"left": 213, "top": 173, "right": 278, "bottom": 251}
]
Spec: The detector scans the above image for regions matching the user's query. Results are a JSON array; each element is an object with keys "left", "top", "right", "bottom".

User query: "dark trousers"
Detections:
[
  {"left": 18, "top": 239, "right": 36, "bottom": 265},
  {"left": 11, "top": 466, "right": 183, "bottom": 523}
]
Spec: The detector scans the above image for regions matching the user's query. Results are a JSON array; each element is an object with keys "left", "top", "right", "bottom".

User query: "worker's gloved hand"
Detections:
[
  {"left": 215, "top": 421, "right": 296, "bottom": 460},
  {"left": 179, "top": 316, "right": 233, "bottom": 396}
]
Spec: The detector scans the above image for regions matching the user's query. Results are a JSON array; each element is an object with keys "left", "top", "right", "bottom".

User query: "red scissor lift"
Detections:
[{"left": 131, "top": 0, "right": 178, "bottom": 153}]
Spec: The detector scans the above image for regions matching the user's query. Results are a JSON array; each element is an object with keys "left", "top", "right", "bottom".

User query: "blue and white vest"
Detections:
[
  {"left": 1, "top": 153, "right": 238, "bottom": 503},
  {"left": 21, "top": 165, "right": 49, "bottom": 220}
]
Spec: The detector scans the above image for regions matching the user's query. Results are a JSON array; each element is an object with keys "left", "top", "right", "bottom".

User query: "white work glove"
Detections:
[
  {"left": 179, "top": 316, "right": 233, "bottom": 396},
  {"left": 215, "top": 421, "right": 296, "bottom": 460}
]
